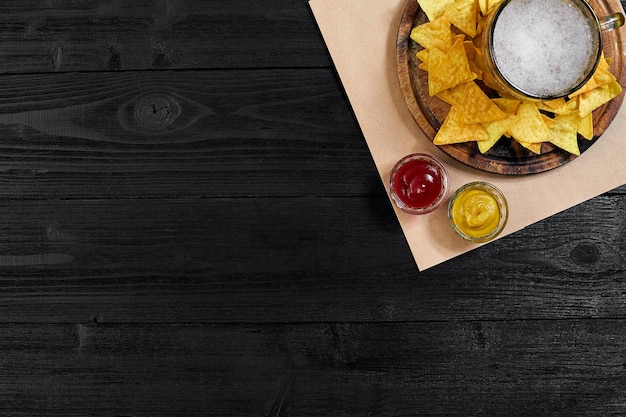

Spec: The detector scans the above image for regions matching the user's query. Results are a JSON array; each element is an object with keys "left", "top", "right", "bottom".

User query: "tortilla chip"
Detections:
[
  {"left": 508, "top": 102, "right": 552, "bottom": 144},
  {"left": 595, "top": 54, "right": 610, "bottom": 73},
  {"left": 518, "top": 141, "right": 542, "bottom": 154},
  {"left": 479, "top": 114, "right": 515, "bottom": 153},
  {"left": 410, "top": 15, "right": 453, "bottom": 51},
  {"left": 488, "top": 0, "right": 503, "bottom": 12},
  {"left": 436, "top": 82, "right": 472, "bottom": 105},
  {"left": 478, "top": 98, "right": 522, "bottom": 153},
  {"left": 416, "top": 48, "right": 429, "bottom": 62},
  {"left": 492, "top": 97, "right": 521, "bottom": 114},
  {"left": 569, "top": 56, "right": 616, "bottom": 98},
  {"left": 463, "top": 41, "right": 482, "bottom": 79},
  {"left": 477, "top": 0, "right": 504, "bottom": 16},
  {"left": 478, "top": 0, "right": 490, "bottom": 14},
  {"left": 548, "top": 112, "right": 581, "bottom": 155},
  {"left": 536, "top": 97, "right": 577, "bottom": 115},
  {"left": 434, "top": 105, "right": 489, "bottom": 145},
  {"left": 458, "top": 81, "right": 507, "bottom": 124},
  {"left": 570, "top": 68, "right": 616, "bottom": 98},
  {"left": 416, "top": 48, "right": 430, "bottom": 70},
  {"left": 444, "top": 0, "right": 479, "bottom": 37},
  {"left": 578, "top": 112, "right": 594, "bottom": 140},
  {"left": 591, "top": 67, "right": 617, "bottom": 87},
  {"left": 578, "top": 80, "right": 622, "bottom": 117},
  {"left": 428, "top": 39, "right": 477, "bottom": 96},
  {"left": 418, "top": 0, "right": 456, "bottom": 22},
  {"left": 544, "top": 98, "right": 567, "bottom": 109}
]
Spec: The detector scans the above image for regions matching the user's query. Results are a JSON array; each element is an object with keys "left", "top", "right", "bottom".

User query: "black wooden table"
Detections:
[{"left": 1, "top": 1, "right": 626, "bottom": 415}]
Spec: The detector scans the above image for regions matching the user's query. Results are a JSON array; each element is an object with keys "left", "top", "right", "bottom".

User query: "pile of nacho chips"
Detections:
[{"left": 410, "top": 0, "right": 623, "bottom": 155}]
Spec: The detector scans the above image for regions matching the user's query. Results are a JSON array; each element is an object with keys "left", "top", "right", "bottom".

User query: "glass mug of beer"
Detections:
[{"left": 478, "top": 0, "right": 625, "bottom": 100}]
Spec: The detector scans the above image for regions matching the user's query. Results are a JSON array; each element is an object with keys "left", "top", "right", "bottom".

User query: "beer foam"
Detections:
[{"left": 492, "top": 0, "right": 599, "bottom": 97}]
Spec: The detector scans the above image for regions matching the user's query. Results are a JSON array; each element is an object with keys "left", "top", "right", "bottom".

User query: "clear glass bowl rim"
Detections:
[
  {"left": 447, "top": 181, "right": 509, "bottom": 243},
  {"left": 389, "top": 153, "right": 451, "bottom": 215}
]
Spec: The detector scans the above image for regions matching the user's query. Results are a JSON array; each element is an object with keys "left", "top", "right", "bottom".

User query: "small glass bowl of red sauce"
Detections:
[{"left": 389, "top": 153, "right": 450, "bottom": 215}]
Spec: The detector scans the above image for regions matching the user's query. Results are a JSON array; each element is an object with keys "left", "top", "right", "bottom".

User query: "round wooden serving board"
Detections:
[{"left": 397, "top": 0, "right": 626, "bottom": 175}]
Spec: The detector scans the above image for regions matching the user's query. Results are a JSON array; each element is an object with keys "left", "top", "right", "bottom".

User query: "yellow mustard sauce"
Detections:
[{"left": 451, "top": 188, "right": 501, "bottom": 239}]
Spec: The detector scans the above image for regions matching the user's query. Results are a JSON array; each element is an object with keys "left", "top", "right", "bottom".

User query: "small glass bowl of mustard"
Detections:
[{"left": 448, "top": 182, "right": 508, "bottom": 243}]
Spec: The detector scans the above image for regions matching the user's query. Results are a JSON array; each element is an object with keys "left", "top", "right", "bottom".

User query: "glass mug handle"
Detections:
[{"left": 599, "top": 12, "right": 625, "bottom": 32}]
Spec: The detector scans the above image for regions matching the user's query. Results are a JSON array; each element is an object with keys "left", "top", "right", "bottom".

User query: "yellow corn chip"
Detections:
[
  {"left": 472, "top": 46, "right": 501, "bottom": 90},
  {"left": 569, "top": 56, "right": 615, "bottom": 97},
  {"left": 436, "top": 82, "right": 471, "bottom": 105},
  {"left": 488, "top": 0, "right": 503, "bottom": 11},
  {"left": 578, "top": 112, "right": 594, "bottom": 140},
  {"left": 570, "top": 68, "right": 616, "bottom": 98},
  {"left": 573, "top": 80, "right": 598, "bottom": 98},
  {"left": 518, "top": 141, "right": 542, "bottom": 154},
  {"left": 548, "top": 112, "right": 581, "bottom": 155},
  {"left": 508, "top": 102, "right": 552, "bottom": 143},
  {"left": 479, "top": 114, "right": 515, "bottom": 153},
  {"left": 544, "top": 98, "right": 567, "bottom": 109},
  {"left": 452, "top": 34, "right": 466, "bottom": 44},
  {"left": 458, "top": 81, "right": 507, "bottom": 124},
  {"left": 566, "top": 96, "right": 579, "bottom": 113},
  {"left": 578, "top": 80, "right": 623, "bottom": 117},
  {"left": 463, "top": 41, "right": 482, "bottom": 79},
  {"left": 478, "top": 98, "right": 522, "bottom": 153},
  {"left": 434, "top": 105, "right": 489, "bottom": 145},
  {"left": 540, "top": 114, "right": 556, "bottom": 128},
  {"left": 416, "top": 48, "right": 430, "bottom": 70},
  {"left": 535, "top": 97, "right": 577, "bottom": 115},
  {"left": 477, "top": 136, "right": 499, "bottom": 154},
  {"left": 594, "top": 53, "right": 610, "bottom": 73},
  {"left": 418, "top": 0, "right": 456, "bottom": 22},
  {"left": 410, "top": 15, "right": 452, "bottom": 51},
  {"left": 428, "top": 39, "right": 477, "bottom": 96},
  {"left": 476, "top": 9, "right": 487, "bottom": 34},
  {"left": 478, "top": 0, "right": 490, "bottom": 15},
  {"left": 492, "top": 97, "right": 521, "bottom": 114},
  {"left": 592, "top": 67, "right": 617, "bottom": 87},
  {"left": 416, "top": 48, "right": 429, "bottom": 62},
  {"left": 444, "top": 0, "right": 478, "bottom": 37}
]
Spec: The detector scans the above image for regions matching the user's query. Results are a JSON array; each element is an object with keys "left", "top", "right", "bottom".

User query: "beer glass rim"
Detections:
[{"left": 487, "top": 0, "right": 603, "bottom": 100}]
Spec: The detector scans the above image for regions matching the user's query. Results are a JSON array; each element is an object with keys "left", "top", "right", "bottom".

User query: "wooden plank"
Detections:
[
  {"left": 0, "top": 0, "right": 623, "bottom": 74},
  {"left": 0, "top": 0, "right": 330, "bottom": 73},
  {"left": 0, "top": 69, "right": 374, "bottom": 199},
  {"left": 0, "top": 320, "right": 625, "bottom": 416},
  {"left": 0, "top": 194, "right": 625, "bottom": 323},
  {"left": 0, "top": 68, "right": 622, "bottom": 201}
]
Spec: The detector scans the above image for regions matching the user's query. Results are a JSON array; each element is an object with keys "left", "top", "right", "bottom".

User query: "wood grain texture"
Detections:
[
  {"left": 0, "top": 321, "right": 625, "bottom": 416},
  {"left": 0, "top": 69, "right": 374, "bottom": 199},
  {"left": 0, "top": 0, "right": 330, "bottom": 73},
  {"left": 0, "top": 194, "right": 623, "bottom": 324}
]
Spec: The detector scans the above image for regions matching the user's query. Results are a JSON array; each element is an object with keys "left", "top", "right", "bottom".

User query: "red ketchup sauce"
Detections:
[{"left": 389, "top": 154, "right": 449, "bottom": 214}]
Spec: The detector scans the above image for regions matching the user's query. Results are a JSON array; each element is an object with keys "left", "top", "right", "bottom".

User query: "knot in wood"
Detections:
[
  {"left": 570, "top": 242, "right": 601, "bottom": 265},
  {"left": 134, "top": 93, "right": 181, "bottom": 131}
]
